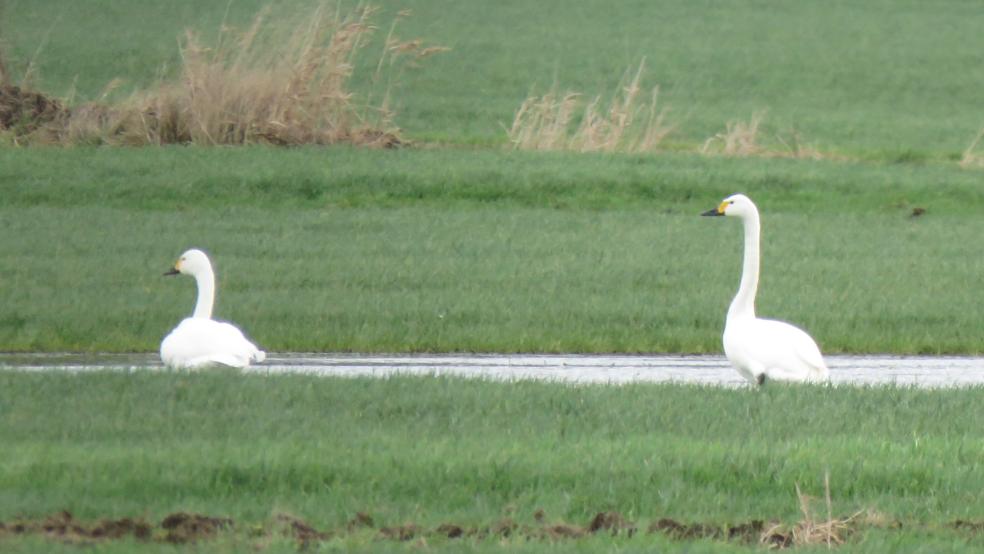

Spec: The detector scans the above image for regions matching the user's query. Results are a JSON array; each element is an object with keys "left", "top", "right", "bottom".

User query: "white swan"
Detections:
[
  {"left": 160, "top": 249, "right": 266, "bottom": 369},
  {"left": 702, "top": 194, "right": 829, "bottom": 384}
]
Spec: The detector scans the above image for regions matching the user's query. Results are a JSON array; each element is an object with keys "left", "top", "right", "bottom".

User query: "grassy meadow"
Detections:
[
  {"left": 3, "top": 371, "right": 984, "bottom": 553},
  {"left": 3, "top": 147, "right": 984, "bottom": 354},
  {"left": 1, "top": 0, "right": 983, "bottom": 354},
  {"left": 5, "top": 1, "right": 984, "bottom": 552},
  {"left": 6, "top": 0, "right": 984, "bottom": 156}
]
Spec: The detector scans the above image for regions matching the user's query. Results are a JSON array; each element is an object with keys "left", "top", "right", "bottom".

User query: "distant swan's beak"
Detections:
[
  {"left": 702, "top": 200, "right": 729, "bottom": 216},
  {"left": 164, "top": 268, "right": 180, "bottom": 276}
]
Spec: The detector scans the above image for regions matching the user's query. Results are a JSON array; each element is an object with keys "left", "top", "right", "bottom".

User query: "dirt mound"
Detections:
[
  {"left": 346, "top": 511, "right": 375, "bottom": 531},
  {"left": 273, "top": 513, "right": 333, "bottom": 546},
  {"left": 0, "top": 511, "right": 152, "bottom": 544},
  {"left": 953, "top": 520, "right": 984, "bottom": 533},
  {"left": 648, "top": 517, "right": 797, "bottom": 546},
  {"left": 160, "top": 512, "right": 232, "bottom": 544},
  {"left": 435, "top": 522, "right": 464, "bottom": 538},
  {"left": 0, "top": 85, "right": 64, "bottom": 135},
  {"left": 378, "top": 523, "right": 421, "bottom": 541},
  {"left": 588, "top": 511, "right": 636, "bottom": 535}
]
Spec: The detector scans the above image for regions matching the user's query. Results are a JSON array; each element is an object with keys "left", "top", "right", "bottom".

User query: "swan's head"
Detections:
[
  {"left": 164, "top": 248, "right": 213, "bottom": 277},
  {"left": 701, "top": 193, "right": 758, "bottom": 218}
]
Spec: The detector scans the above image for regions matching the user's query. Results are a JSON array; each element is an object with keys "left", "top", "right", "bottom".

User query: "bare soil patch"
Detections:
[
  {"left": 0, "top": 85, "right": 65, "bottom": 136},
  {"left": 0, "top": 509, "right": 946, "bottom": 549}
]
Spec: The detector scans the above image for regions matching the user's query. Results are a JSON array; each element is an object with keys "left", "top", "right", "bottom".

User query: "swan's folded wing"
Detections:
[
  {"left": 213, "top": 321, "right": 266, "bottom": 364},
  {"left": 161, "top": 318, "right": 265, "bottom": 369},
  {"left": 733, "top": 318, "right": 828, "bottom": 381}
]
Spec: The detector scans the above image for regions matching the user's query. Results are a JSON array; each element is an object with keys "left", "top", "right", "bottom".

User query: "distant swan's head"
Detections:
[
  {"left": 701, "top": 193, "right": 757, "bottom": 218},
  {"left": 165, "top": 248, "right": 212, "bottom": 277}
]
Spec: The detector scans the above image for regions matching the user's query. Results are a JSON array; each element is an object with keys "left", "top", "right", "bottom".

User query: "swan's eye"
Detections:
[{"left": 729, "top": 201, "right": 735, "bottom": 205}]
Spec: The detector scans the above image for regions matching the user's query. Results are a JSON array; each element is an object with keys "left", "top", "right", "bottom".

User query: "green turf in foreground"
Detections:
[{"left": 2, "top": 372, "right": 984, "bottom": 552}]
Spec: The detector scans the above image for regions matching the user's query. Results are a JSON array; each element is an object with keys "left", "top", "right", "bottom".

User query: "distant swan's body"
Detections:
[
  {"left": 702, "top": 194, "right": 828, "bottom": 384},
  {"left": 160, "top": 249, "right": 265, "bottom": 369}
]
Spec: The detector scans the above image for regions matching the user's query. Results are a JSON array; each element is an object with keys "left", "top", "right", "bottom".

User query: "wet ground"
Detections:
[{"left": 3, "top": 353, "right": 984, "bottom": 387}]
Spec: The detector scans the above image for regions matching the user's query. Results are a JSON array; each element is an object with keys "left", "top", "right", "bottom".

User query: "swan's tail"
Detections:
[{"left": 253, "top": 349, "right": 267, "bottom": 363}]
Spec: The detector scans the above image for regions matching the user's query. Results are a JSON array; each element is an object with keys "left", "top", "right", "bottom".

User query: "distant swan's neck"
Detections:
[
  {"left": 728, "top": 209, "right": 760, "bottom": 321},
  {"left": 192, "top": 267, "right": 215, "bottom": 319}
]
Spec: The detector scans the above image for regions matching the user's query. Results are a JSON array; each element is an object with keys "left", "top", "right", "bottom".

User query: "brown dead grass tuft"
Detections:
[
  {"left": 760, "top": 471, "right": 865, "bottom": 549},
  {"left": 508, "top": 61, "right": 674, "bottom": 153},
  {"left": 701, "top": 111, "right": 766, "bottom": 157},
  {"left": 8, "top": 3, "right": 444, "bottom": 147},
  {"left": 701, "top": 112, "right": 835, "bottom": 160}
]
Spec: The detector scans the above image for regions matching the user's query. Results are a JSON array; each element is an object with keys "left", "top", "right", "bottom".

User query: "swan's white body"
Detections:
[
  {"left": 703, "top": 194, "right": 828, "bottom": 384},
  {"left": 160, "top": 249, "right": 265, "bottom": 369}
]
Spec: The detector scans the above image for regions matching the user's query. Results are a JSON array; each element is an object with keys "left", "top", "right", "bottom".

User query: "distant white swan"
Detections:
[
  {"left": 702, "top": 194, "right": 829, "bottom": 384},
  {"left": 160, "top": 249, "right": 266, "bottom": 369}
]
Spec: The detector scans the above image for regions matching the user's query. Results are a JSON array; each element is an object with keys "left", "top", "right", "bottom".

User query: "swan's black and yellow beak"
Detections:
[
  {"left": 701, "top": 201, "right": 728, "bottom": 217},
  {"left": 164, "top": 265, "right": 180, "bottom": 276}
]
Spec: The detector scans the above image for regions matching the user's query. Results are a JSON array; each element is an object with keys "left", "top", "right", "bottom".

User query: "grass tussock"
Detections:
[
  {"left": 507, "top": 61, "right": 674, "bottom": 153},
  {"left": 701, "top": 111, "right": 766, "bottom": 157},
  {"left": 700, "top": 111, "right": 831, "bottom": 160},
  {"left": 3, "top": 3, "right": 446, "bottom": 147},
  {"left": 508, "top": 75, "right": 835, "bottom": 161},
  {"left": 760, "top": 472, "right": 866, "bottom": 549}
]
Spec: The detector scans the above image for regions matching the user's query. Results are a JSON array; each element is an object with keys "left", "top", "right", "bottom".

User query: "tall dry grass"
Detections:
[
  {"left": 31, "top": 3, "right": 445, "bottom": 146},
  {"left": 507, "top": 61, "right": 674, "bottom": 153},
  {"left": 701, "top": 111, "right": 765, "bottom": 157},
  {"left": 700, "top": 111, "right": 828, "bottom": 160}
]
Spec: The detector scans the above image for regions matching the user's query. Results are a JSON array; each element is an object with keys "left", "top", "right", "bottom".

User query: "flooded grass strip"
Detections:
[{"left": 3, "top": 509, "right": 978, "bottom": 549}]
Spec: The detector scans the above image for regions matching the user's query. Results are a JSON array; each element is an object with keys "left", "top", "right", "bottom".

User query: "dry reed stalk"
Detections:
[
  {"left": 508, "top": 60, "right": 673, "bottom": 153},
  {"left": 0, "top": 43, "right": 8, "bottom": 87},
  {"left": 959, "top": 125, "right": 984, "bottom": 168}
]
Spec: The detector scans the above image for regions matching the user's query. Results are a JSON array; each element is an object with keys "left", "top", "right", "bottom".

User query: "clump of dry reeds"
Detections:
[
  {"left": 700, "top": 112, "right": 830, "bottom": 160},
  {"left": 959, "top": 125, "right": 984, "bottom": 168},
  {"left": 507, "top": 61, "right": 674, "bottom": 153},
  {"left": 761, "top": 471, "right": 865, "bottom": 549},
  {"left": 701, "top": 111, "right": 766, "bottom": 157},
  {"left": 27, "top": 3, "right": 445, "bottom": 147}
]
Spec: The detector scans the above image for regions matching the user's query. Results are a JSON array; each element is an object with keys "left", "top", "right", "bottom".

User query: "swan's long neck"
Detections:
[
  {"left": 727, "top": 208, "right": 760, "bottom": 321},
  {"left": 192, "top": 267, "right": 215, "bottom": 319}
]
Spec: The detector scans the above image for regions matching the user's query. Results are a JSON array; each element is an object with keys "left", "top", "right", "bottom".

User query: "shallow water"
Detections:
[{"left": 3, "top": 353, "right": 984, "bottom": 387}]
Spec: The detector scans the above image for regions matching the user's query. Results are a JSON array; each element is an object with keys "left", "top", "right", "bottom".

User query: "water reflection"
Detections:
[{"left": 3, "top": 353, "right": 984, "bottom": 387}]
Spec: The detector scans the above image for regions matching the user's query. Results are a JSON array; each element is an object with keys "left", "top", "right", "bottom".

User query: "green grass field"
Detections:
[
  {"left": 5, "top": 1, "right": 984, "bottom": 552},
  {"left": 7, "top": 0, "right": 984, "bottom": 156},
  {"left": 2, "top": 1, "right": 984, "bottom": 353},
  {"left": 2, "top": 372, "right": 984, "bottom": 552},
  {"left": 3, "top": 147, "right": 984, "bottom": 354}
]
